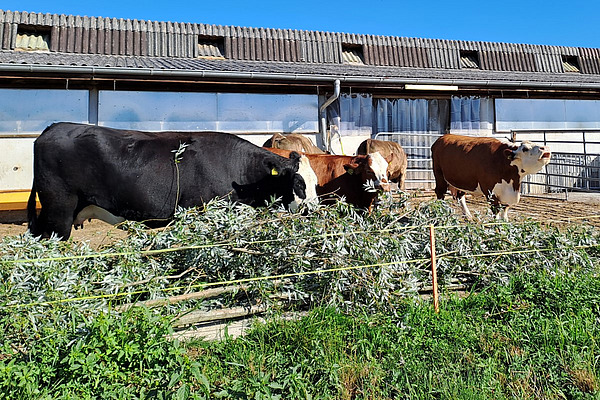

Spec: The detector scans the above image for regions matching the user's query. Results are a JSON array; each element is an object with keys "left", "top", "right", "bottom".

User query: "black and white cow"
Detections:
[{"left": 28, "top": 122, "right": 307, "bottom": 240}]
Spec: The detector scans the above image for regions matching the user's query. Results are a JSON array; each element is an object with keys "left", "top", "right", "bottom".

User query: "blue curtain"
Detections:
[
  {"left": 375, "top": 98, "right": 448, "bottom": 134},
  {"left": 328, "top": 93, "right": 373, "bottom": 136},
  {"left": 451, "top": 96, "right": 493, "bottom": 133}
]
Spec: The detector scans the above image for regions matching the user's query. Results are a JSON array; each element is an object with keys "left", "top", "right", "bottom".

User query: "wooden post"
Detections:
[{"left": 429, "top": 224, "right": 439, "bottom": 313}]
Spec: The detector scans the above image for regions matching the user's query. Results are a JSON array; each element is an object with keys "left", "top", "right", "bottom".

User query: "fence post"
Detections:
[{"left": 429, "top": 224, "right": 439, "bottom": 313}]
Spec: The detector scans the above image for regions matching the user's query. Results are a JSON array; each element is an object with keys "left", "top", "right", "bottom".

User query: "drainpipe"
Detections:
[{"left": 319, "top": 79, "right": 340, "bottom": 152}]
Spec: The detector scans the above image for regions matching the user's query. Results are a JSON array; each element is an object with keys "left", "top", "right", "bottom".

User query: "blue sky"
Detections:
[{"left": 4, "top": 0, "right": 600, "bottom": 48}]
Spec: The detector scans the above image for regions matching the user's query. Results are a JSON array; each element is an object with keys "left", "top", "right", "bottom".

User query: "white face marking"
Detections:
[
  {"left": 74, "top": 205, "right": 125, "bottom": 227},
  {"left": 289, "top": 155, "right": 318, "bottom": 211},
  {"left": 510, "top": 141, "right": 552, "bottom": 176},
  {"left": 368, "top": 152, "right": 390, "bottom": 191}
]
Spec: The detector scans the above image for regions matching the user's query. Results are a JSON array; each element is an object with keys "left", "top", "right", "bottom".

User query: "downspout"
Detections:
[{"left": 319, "top": 79, "right": 340, "bottom": 152}]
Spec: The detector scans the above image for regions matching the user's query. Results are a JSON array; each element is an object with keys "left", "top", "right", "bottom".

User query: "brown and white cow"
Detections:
[
  {"left": 263, "top": 133, "right": 326, "bottom": 154},
  {"left": 431, "top": 134, "right": 551, "bottom": 220},
  {"left": 265, "top": 148, "right": 390, "bottom": 210},
  {"left": 357, "top": 138, "right": 408, "bottom": 190}
]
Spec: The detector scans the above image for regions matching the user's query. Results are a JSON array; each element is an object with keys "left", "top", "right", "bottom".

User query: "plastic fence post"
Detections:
[{"left": 430, "top": 224, "right": 439, "bottom": 313}]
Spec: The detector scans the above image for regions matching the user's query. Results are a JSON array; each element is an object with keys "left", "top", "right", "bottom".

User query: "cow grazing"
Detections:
[
  {"left": 356, "top": 138, "right": 408, "bottom": 190},
  {"left": 265, "top": 148, "right": 390, "bottom": 210},
  {"left": 263, "top": 133, "right": 326, "bottom": 154},
  {"left": 28, "top": 123, "right": 308, "bottom": 240},
  {"left": 281, "top": 151, "right": 319, "bottom": 211},
  {"left": 431, "top": 134, "right": 551, "bottom": 220}
]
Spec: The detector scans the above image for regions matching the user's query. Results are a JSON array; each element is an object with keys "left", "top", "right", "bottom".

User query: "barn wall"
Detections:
[{"left": 0, "top": 88, "right": 319, "bottom": 191}]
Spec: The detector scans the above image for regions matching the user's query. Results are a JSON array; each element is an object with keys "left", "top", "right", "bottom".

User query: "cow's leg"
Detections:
[
  {"left": 39, "top": 195, "right": 77, "bottom": 240},
  {"left": 498, "top": 206, "right": 510, "bottom": 221},
  {"left": 489, "top": 197, "right": 510, "bottom": 221},
  {"left": 397, "top": 173, "right": 406, "bottom": 191},
  {"left": 456, "top": 192, "right": 473, "bottom": 220},
  {"left": 432, "top": 167, "right": 448, "bottom": 200}
]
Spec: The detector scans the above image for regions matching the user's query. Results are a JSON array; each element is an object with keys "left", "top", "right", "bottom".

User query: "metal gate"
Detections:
[
  {"left": 511, "top": 130, "right": 600, "bottom": 196},
  {"left": 374, "top": 132, "right": 442, "bottom": 190}
]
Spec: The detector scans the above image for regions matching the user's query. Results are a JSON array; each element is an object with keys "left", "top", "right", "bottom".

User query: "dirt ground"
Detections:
[
  {"left": 1, "top": 191, "right": 598, "bottom": 248},
  {"left": 0, "top": 211, "right": 128, "bottom": 249},
  {"left": 412, "top": 190, "right": 600, "bottom": 227}
]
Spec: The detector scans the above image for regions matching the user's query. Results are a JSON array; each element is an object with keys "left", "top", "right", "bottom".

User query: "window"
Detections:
[
  {"left": 562, "top": 55, "right": 580, "bottom": 73},
  {"left": 342, "top": 44, "right": 365, "bottom": 65},
  {"left": 16, "top": 25, "right": 50, "bottom": 52},
  {"left": 460, "top": 50, "right": 480, "bottom": 69},
  {"left": 98, "top": 91, "right": 319, "bottom": 133},
  {"left": 495, "top": 98, "right": 600, "bottom": 131},
  {"left": 197, "top": 35, "right": 225, "bottom": 59},
  {"left": 0, "top": 89, "right": 88, "bottom": 134}
]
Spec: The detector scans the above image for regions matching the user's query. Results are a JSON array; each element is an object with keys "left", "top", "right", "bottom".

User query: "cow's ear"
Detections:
[
  {"left": 344, "top": 163, "right": 359, "bottom": 175},
  {"left": 265, "top": 160, "right": 281, "bottom": 176},
  {"left": 504, "top": 149, "right": 515, "bottom": 160},
  {"left": 385, "top": 153, "right": 395, "bottom": 164},
  {"left": 288, "top": 151, "right": 301, "bottom": 162}
]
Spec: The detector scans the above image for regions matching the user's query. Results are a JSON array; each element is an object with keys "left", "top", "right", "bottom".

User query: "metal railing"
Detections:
[
  {"left": 374, "top": 132, "right": 443, "bottom": 190},
  {"left": 511, "top": 130, "right": 600, "bottom": 197}
]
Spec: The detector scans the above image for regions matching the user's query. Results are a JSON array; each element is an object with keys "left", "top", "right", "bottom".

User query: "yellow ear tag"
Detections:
[
  {"left": 271, "top": 168, "right": 279, "bottom": 176},
  {"left": 347, "top": 169, "right": 354, "bottom": 175}
]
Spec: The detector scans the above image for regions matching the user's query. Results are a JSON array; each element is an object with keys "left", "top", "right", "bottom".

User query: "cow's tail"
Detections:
[{"left": 27, "top": 180, "right": 39, "bottom": 236}]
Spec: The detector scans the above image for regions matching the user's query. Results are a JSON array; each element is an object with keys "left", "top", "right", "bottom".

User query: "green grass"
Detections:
[
  {"left": 2, "top": 269, "right": 597, "bottom": 399},
  {"left": 191, "top": 270, "right": 600, "bottom": 399}
]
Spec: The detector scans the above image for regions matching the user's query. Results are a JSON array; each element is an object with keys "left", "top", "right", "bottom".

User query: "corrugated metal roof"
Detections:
[
  {"left": 460, "top": 52, "right": 479, "bottom": 69},
  {"left": 562, "top": 56, "right": 580, "bottom": 73},
  {"left": 3, "top": 50, "right": 600, "bottom": 87},
  {"left": 0, "top": 8, "right": 599, "bottom": 84},
  {"left": 15, "top": 31, "right": 49, "bottom": 51},
  {"left": 342, "top": 48, "right": 364, "bottom": 65}
]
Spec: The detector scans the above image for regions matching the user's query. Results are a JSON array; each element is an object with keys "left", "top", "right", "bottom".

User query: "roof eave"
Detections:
[{"left": 2, "top": 63, "right": 600, "bottom": 90}]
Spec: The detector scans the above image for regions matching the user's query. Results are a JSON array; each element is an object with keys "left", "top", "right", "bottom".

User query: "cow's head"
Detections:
[
  {"left": 233, "top": 151, "right": 306, "bottom": 208},
  {"left": 343, "top": 152, "right": 390, "bottom": 192},
  {"left": 290, "top": 154, "right": 318, "bottom": 210},
  {"left": 265, "top": 151, "right": 307, "bottom": 206},
  {"left": 504, "top": 141, "right": 552, "bottom": 176}
]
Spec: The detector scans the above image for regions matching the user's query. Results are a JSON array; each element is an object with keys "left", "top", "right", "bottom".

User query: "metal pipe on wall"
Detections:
[{"left": 319, "top": 79, "right": 340, "bottom": 152}]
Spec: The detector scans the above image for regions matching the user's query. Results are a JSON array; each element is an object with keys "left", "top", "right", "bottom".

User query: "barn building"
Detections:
[{"left": 1, "top": 9, "right": 599, "bottom": 210}]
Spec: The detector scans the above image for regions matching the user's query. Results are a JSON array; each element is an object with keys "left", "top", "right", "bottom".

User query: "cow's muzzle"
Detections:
[{"left": 376, "top": 179, "right": 391, "bottom": 192}]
